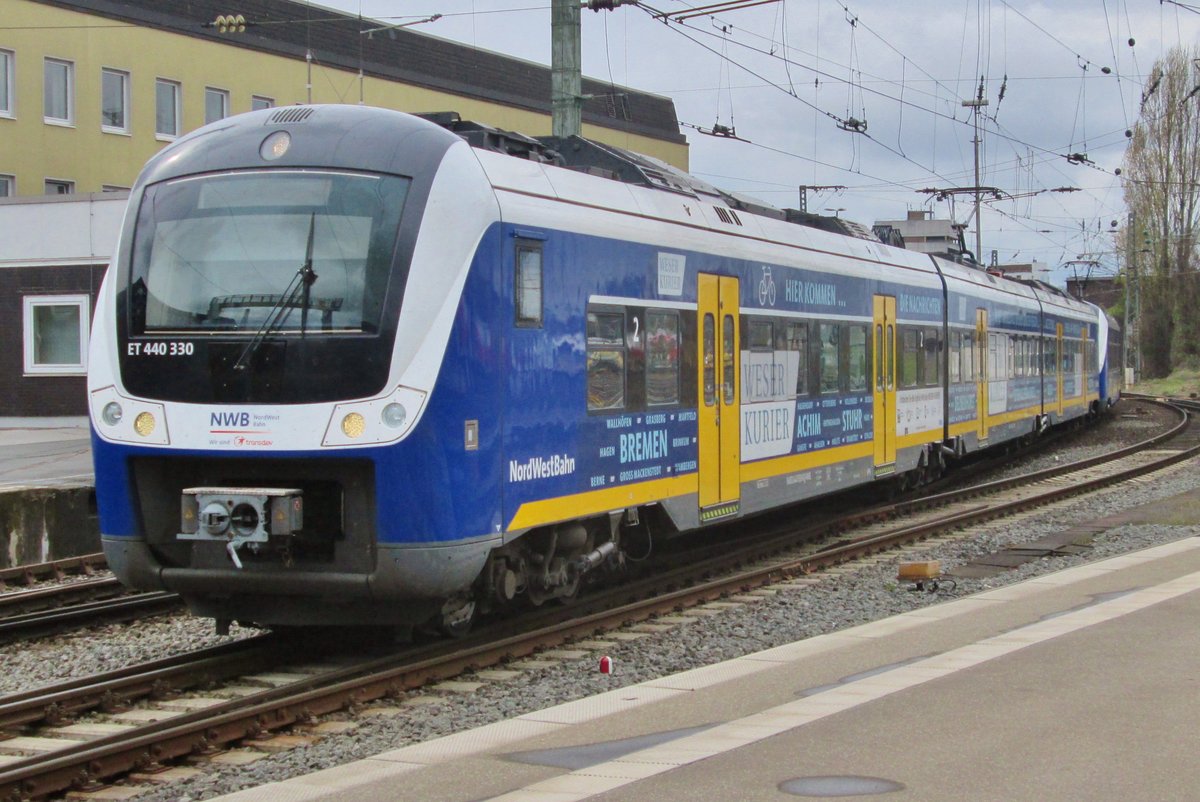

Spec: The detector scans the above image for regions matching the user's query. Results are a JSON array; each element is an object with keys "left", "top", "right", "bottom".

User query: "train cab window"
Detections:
[
  {"left": 818, "top": 323, "right": 840, "bottom": 394},
  {"left": 785, "top": 322, "right": 809, "bottom": 395},
  {"left": 515, "top": 242, "right": 543, "bottom": 327},
  {"left": 645, "top": 311, "right": 680, "bottom": 406},
  {"left": 703, "top": 314, "right": 716, "bottom": 406},
  {"left": 848, "top": 325, "right": 869, "bottom": 393},
  {"left": 899, "top": 328, "right": 920, "bottom": 389},
  {"left": 587, "top": 311, "right": 625, "bottom": 411}
]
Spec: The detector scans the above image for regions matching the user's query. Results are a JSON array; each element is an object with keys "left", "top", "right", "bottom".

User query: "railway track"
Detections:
[
  {"left": 1, "top": 398, "right": 1195, "bottom": 800},
  {"left": 0, "top": 555, "right": 106, "bottom": 589},
  {"left": 0, "top": 582, "right": 183, "bottom": 645}
]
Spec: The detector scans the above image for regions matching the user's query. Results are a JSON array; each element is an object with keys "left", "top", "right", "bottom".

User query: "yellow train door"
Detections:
[
  {"left": 697, "top": 274, "right": 740, "bottom": 521},
  {"left": 872, "top": 295, "right": 897, "bottom": 474},
  {"left": 976, "top": 308, "right": 989, "bottom": 442}
]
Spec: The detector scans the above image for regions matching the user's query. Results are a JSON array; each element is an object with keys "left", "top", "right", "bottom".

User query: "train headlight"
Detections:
[
  {"left": 260, "top": 130, "right": 291, "bottom": 161},
  {"left": 381, "top": 403, "right": 407, "bottom": 429},
  {"left": 101, "top": 402, "right": 123, "bottom": 427},
  {"left": 341, "top": 412, "right": 366, "bottom": 438},
  {"left": 322, "top": 386, "right": 427, "bottom": 447},
  {"left": 134, "top": 412, "right": 156, "bottom": 437}
]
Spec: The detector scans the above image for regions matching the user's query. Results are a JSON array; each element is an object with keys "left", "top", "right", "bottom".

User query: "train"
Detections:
[{"left": 88, "top": 105, "right": 1122, "bottom": 634}]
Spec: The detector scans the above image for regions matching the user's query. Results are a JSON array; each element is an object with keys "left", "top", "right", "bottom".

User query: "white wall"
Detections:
[{"left": 0, "top": 193, "right": 128, "bottom": 268}]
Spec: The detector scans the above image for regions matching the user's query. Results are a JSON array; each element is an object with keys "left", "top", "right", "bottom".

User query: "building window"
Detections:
[
  {"left": 204, "top": 87, "right": 229, "bottom": 124},
  {"left": 23, "top": 295, "right": 89, "bottom": 375},
  {"left": 0, "top": 49, "right": 13, "bottom": 118},
  {"left": 251, "top": 95, "right": 274, "bottom": 111},
  {"left": 155, "top": 78, "right": 180, "bottom": 138},
  {"left": 44, "top": 57, "right": 74, "bottom": 124},
  {"left": 45, "top": 178, "right": 74, "bottom": 195},
  {"left": 0, "top": 174, "right": 12, "bottom": 197},
  {"left": 101, "top": 68, "right": 130, "bottom": 133}
]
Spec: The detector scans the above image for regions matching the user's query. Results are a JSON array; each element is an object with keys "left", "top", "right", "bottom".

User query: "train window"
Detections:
[
  {"left": 988, "top": 333, "right": 998, "bottom": 381},
  {"left": 819, "top": 323, "right": 840, "bottom": 394},
  {"left": 645, "top": 311, "right": 680, "bottom": 406},
  {"left": 1045, "top": 336, "right": 1057, "bottom": 374},
  {"left": 886, "top": 324, "right": 895, "bottom": 390},
  {"left": 723, "top": 315, "right": 736, "bottom": 405},
  {"left": 875, "top": 324, "right": 884, "bottom": 392},
  {"left": 960, "top": 331, "right": 969, "bottom": 381},
  {"left": 949, "top": 332, "right": 961, "bottom": 383},
  {"left": 703, "top": 314, "right": 716, "bottom": 406},
  {"left": 848, "top": 325, "right": 869, "bottom": 393},
  {"left": 785, "top": 322, "right": 809, "bottom": 395},
  {"left": 748, "top": 319, "right": 773, "bottom": 352},
  {"left": 515, "top": 242, "right": 543, "bottom": 327},
  {"left": 587, "top": 311, "right": 625, "bottom": 411},
  {"left": 923, "top": 328, "right": 941, "bottom": 387},
  {"left": 131, "top": 170, "right": 410, "bottom": 335},
  {"left": 899, "top": 328, "right": 920, "bottom": 389}
]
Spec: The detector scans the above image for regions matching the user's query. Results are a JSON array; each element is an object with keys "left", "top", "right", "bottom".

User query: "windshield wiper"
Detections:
[{"left": 233, "top": 213, "right": 318, "bottom": 372}]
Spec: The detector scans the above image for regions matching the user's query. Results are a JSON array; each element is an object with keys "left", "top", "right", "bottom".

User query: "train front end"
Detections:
[{"left": 88, "top": 106, "right": 501, "bottom": 630}]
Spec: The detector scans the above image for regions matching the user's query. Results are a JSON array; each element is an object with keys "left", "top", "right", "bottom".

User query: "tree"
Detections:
[{"left": 1122, "top": 45, "right": 1200, "bottom": 377}]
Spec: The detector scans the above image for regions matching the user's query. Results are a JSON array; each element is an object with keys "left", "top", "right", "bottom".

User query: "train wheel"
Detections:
[{"left": 437, "top": 596, "right": 477, "bottom": 638}]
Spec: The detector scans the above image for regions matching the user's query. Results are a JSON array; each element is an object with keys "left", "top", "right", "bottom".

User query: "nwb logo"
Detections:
[{"left": 211, "top": 412, "right": 251, "bottom": 428}]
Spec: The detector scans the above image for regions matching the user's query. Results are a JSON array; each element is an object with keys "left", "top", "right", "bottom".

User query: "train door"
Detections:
[
  {"left": 1080, "top": 324, "right": 1090, "bottom": 400},
  {"left": 1055, "top": 323, "right": 1065, "bottom": 416},
  {"left": 976, "top": 308, "right": 989, "bottom": 442},
  {"left": 697, "top": 274, "right": 740, "bottom": 521},
  {"left": 872, "top": 295, "right": 897, "bottom": 474}
]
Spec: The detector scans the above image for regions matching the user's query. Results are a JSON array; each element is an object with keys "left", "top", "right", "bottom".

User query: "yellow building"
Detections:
[{"left": 0, "top": 0, "right": 687, "bottom": 198}]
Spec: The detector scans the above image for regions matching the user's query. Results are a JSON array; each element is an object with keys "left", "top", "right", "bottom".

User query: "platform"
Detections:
[{"left": 212, "top": 532, "right": 1200, "bottom": 802}]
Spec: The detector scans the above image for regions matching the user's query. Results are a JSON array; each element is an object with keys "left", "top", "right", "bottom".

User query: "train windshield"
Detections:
[{"left": 129, "top": 170, "right": 410, "bottom": 334}]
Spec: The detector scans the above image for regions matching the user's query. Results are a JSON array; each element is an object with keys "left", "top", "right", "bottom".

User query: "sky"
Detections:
[{"left": 323, "top": 1, "right": 1200, "bottom": 287}]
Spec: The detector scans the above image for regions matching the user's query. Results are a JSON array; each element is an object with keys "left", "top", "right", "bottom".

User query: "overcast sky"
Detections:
[{"left": 324, "top": 1, "right": 1200, "bottom": 287}]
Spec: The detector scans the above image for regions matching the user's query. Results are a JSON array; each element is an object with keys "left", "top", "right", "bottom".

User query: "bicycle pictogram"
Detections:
[{"left": 758, "top": 266, "right": 777, "bottom": 306}]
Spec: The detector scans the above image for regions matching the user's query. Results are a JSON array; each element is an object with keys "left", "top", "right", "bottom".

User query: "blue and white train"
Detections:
[{"left": 88, "top": 106, "right": 1121, "bottom": 633}]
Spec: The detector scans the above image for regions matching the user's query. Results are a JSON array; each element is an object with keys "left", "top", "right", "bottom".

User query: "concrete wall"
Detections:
[{"left": 1, "top": 485, "right": 99, "bottom": 568}]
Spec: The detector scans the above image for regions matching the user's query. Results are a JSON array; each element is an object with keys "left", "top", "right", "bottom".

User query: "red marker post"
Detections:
[{"left": 599, "top": 655, "right": 614, "bottom": 675}]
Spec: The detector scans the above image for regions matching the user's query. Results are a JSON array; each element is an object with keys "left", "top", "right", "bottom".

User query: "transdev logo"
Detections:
[{"left": 509, "top": 454, "right": 576, "bottom": 483}]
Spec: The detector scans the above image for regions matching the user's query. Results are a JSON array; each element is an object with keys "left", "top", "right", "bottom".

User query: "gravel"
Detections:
[{"left": 5, "top": 406, "right": 1197, "bottom": 802}]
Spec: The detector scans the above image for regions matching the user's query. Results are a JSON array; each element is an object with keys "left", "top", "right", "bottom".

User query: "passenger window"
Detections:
[
  {"left": 923, "top": 328, "right": 941, "bottom": 387},
  {"left": 587, "top": 311, "right": 625, "bottom": 411},
  {"left": 899, "top": 328, "right": 920, "bottom": 389},
  {"left": 819, "top": 323, "right": 840, "bottom": 394},
  {"left": 949, "top": 331, "right": 961, "bottom": 383},
  {"left": 848, "top": 325, "right": 869, "bottom": 393},
  {"left": 514, "top": 241, "right": 543, "bottom": 327},
  {"left": 645, "top": 310, "right": 679, "bottom": 407},
  {"left": 786, "top": 321, "right": 809, "bottom": 396},
  {"left": 749, "top": 319, "right": 773, "bottom": 351}
]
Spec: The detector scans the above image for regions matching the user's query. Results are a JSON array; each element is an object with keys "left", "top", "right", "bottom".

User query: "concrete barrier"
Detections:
[{"left": 1, "top": 485, "right": 99, "bottom": 568}]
